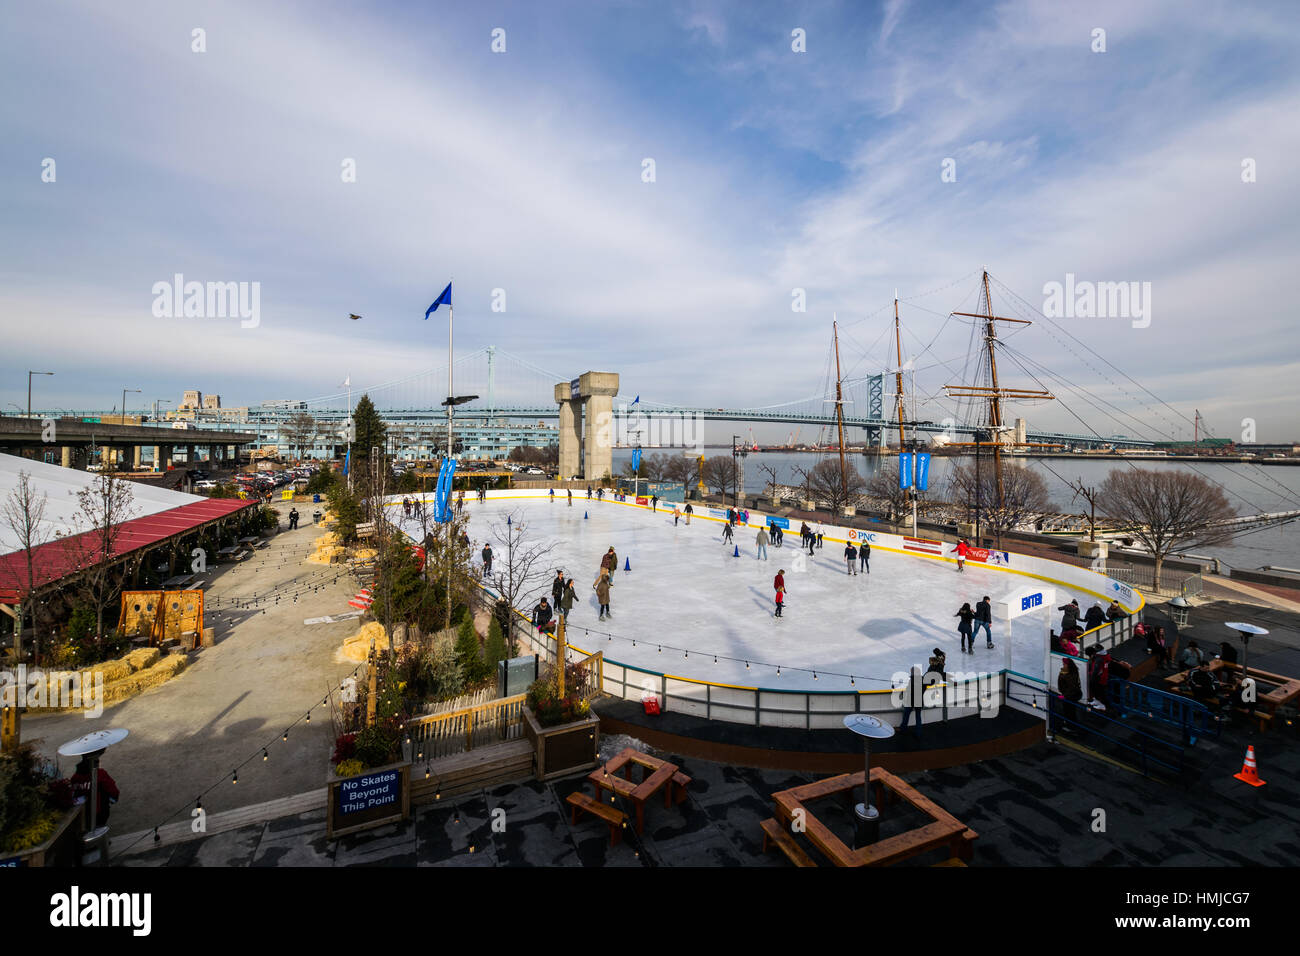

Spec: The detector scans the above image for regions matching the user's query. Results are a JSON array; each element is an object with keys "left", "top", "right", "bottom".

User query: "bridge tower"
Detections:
[
  {"left": 865, "top": 374, "right": 884, "bottom": 449},
  {"left": 554, "top": 371, "right": 620, "bottom": 480}
]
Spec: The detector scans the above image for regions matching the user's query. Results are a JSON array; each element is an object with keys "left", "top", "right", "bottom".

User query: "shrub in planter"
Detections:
[
  {"left": 525, "top": 675, "right": 591, "bottom": 728},
  {"left": 335, "top": 758, "right": 364, "bottom": 778},
  {"left": 0, "top": 744, "right": 61, "bottom": 854},
  {"left": 353, "top": 724, "right": 401, "bottom": 768},
  {"left": 331, "top": 733, "right": 358, "bottom": 765}
]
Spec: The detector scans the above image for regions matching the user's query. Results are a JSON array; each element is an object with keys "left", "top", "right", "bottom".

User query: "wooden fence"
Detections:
[{"left": 405, "top": 693, "right": 527, "bottom": 761}]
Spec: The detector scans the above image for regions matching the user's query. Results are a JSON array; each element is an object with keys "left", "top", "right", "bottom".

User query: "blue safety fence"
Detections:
[
  {"left": 1108, "top": 679, "right": 1222, "bottom": 746},
  {"left": 1045, "top": 691, "right": 1187, "bottom": 777}
]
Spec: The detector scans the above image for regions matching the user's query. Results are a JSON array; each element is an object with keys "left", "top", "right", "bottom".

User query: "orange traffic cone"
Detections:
[{"left": 1233, "top": 746, "right": 1266, "bottom": 787}]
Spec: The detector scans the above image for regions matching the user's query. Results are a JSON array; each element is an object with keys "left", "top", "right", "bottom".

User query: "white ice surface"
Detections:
[{"left": 390, "top": 497, "right": 1087, "bottom": 692}]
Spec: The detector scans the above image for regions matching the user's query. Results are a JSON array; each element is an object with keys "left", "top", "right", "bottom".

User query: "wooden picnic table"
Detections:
[
  {"left": 588, "top": 748, "right": 680, "bottom": 834},
  {"left": 1168, "top": 661, "right": 1300, "bottom": 713},
  {"left": 771, "top": 767, "right": 976, "bottom": 867},
  {"left": 161, "top": 574, "right": 197, "bottom": 589}
]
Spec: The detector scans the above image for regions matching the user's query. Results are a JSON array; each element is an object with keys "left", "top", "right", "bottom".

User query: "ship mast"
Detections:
[
  {"left": 944, "top": 270, "right": 1054, "bottom": 512},
  {"left": 893, "top": 293, "right": 907, "bottom": 450},
  {"left": 833, "top": 318, "right": 848, "bottom": 503}
]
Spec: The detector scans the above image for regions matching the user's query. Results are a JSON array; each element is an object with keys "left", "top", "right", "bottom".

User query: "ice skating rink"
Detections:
[{"left": 392, "top": 496, "right": 1101, "bottom": 693}]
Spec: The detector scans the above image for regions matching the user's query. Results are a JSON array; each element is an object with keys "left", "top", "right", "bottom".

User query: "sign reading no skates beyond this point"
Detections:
[{"left": 326, "top": 761, "right": 411, "bottom": 839}]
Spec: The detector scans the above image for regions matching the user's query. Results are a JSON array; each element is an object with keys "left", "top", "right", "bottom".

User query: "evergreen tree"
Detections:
[
  {"left": 484, "top": 616, "right": 508, "bottom": 672},
  {"left": 454, "top": 618, "right": 487, "bottom": 682},
  {"left": 352, "top": 394, "right": 387, "bottom": 462}
]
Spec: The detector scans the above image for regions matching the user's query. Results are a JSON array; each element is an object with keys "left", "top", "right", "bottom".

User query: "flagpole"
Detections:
[{"left": 346, "top": 376, "right": 353, "bottom": 493}]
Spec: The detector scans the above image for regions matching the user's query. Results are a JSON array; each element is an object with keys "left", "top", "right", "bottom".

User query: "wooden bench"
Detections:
[
  {"left": 565, "top": 791, "right": 626, "bottom": 846},
  {"left": 760, "top": 817, "right": 817, "bottom": 867},
  {"left": 1232, "top": 706, "right": 1273, "bottom": 732},
  {"left": 670, "top": 771, "right": 691, "bottom": 806}
]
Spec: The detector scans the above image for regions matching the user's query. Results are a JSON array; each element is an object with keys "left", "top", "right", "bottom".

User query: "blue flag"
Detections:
[
  {"left": 424, "top": 282, "right": 452, "bottom": 318},
  {"left": 916, "top": 452, "right": 931, "bottom": 492},
  {"left": 632, "top": 395, "right": 640, "bottom": 405},
  {"left": 343, "top": 447, "right": 350, "bottom": 477},
  {"left": 631, "top": 448, "right": 642, "bottom": 472},
  {"left": 898, "top": 453, "right": 913, "bottom": 490}
]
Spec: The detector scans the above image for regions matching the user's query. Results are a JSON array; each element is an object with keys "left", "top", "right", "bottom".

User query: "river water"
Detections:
[{"left": 610, "top": 449, "right": 1300, "bottom": 572}]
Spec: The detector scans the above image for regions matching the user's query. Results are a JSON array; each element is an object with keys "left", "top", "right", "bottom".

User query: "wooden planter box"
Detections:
[
  {"left": 0, "top": 806, "right": 83, "bottom": 867},
  {"left": 523, "top": 706, "right": 599, "bottom": 781},
  {"left": 325, "top": 760, "right": 411, "bottom": 840}
]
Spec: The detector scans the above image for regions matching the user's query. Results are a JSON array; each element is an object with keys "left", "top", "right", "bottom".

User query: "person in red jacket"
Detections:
[
  {"left": 953, "top": 539, "right": 969, "bottom": 572},
  {"left": 71, "top": 758, "right": 120, "bottom": 828},
  {"left": 773, "top": 570, "right": 785, "bottom": 606}
]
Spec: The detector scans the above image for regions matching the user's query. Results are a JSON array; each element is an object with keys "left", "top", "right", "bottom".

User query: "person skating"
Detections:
[
  {"left": 549, "top": 488, "right": 555, "bottom": 503},
  {"left": 567, "top": 489, "right": 573, "bottom": 507},
  {"left": 927, "top": 647, "right": 947, "bottom": 680},
  {"left": 1083, "top": 602, "right": 1106, "bottom": 632},
  {"left": 755, "top": 527, "right": 768, "bottom": 560},
  {"left": 651, "top": 494, "right": 659, "bottom": 511},
  {"left": 727, "top": 507, "right": 735, "bottom": 525},
  {"left": 776, "top": 524, "right": 784, "bottom": 547},
  {"left": 956, "top": 602, "right": 976, "bottom": 654},
  {"left": 768, "top": 523, "right": 778, "bottom": 546},
  {"left": 402, "top": 496, "right": 412, "bottom": 518},
  {"left": 560, "top": 578, "right": 576, "bottom": 621},
  {"left": 601, "top": 546, "right": 618, "bottom": 583},
  {"left": 288, "top": 507, "right": 299, "bottom": 530},
  {"left": 844, "top": 542, "right": 858, "bottom": 575},
  {"left": 684, "top": 503, "right": 693, "bottom": 525},
  {"left": 859, "top": 539, "right": 870, "bottom": 574},
  {"left": 974, "top": 596, "right": 994, "bottom": 648},
  {"left": 898, "top": 665, "right": 925, "bottom": 734},
  {"left": 551, "top": 570, "right": 566, "bottom": 609},
  {"left": 481, "top": 542, "right": 494, "bottom": 577},
  {"left": 805, "top": 524, "right": 815, "bottom": 557},
  {"left": 952, "top": 539, "right": 968, "bottom": 571},
  {"left": 774, "top": 580, "right": 785, "bottom": 617},
  {"left": 799, "top": 522, "right": 810, "bottom": 549},
  {"left": 722, "top": 521, "right": 733, "bottom": 543},
  {"left": 587, "top": 486, "right": 592, "bottom": 500},
  {"left": 457, "top": 491, "right": 465, "bottom": 512},
  {"left": 1058, "top": 599, "right": 1080, "bottom": 632},
  {"left": 816, "top": 523, "right": 824, "bottom": 549},
  {"left": 673, "top": 506, "right": 681, "bottom": 526},
  {"left": 594, "top": 569, "right": 612, "bottom": 620}
]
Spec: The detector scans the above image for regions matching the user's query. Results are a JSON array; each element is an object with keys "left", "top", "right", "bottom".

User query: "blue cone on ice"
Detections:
[
  {"left": 584, "top": 511, "right": 588, "bottom": 519},
  {"left": 733, "top": 545, "right": 740, "bottom": 558},
  {"left": 624, "top": 557, "right": 631, "bottom": 572}
]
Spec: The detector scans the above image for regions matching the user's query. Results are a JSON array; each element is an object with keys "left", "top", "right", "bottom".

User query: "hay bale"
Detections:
[{"left": 341, "top": 621, "right": 389, "bottom": 662}]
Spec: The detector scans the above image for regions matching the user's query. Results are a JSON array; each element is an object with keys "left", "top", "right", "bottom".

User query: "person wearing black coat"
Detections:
[
  {"left": 1083, "top": 603, "right": 1106, "bottom": 632},
  {"left": 956, "top": 603, "right": 976, "bottom": 654},
  {"left": 551, "top": 570, "right": 565, "bottom": 609}
]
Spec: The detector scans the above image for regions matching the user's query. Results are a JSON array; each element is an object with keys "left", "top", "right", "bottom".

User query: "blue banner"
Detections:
[
  {"left": 898, "top": 453, "right": 913, "bottom": 489},
  {"left": 916, "top": 452, "right": 931, "bottom": 492},
  {"left": 631, "top": 448, "right": 642, "bottom": 472}
]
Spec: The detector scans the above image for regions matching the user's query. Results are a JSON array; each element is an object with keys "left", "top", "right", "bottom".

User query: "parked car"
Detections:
[{"left": 195, "top": 480, "right": 218, "bottom": 491}]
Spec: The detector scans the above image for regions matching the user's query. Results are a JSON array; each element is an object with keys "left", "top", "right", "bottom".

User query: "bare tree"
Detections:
[
  {"left": 807, "top": 458, "right": 866, "bottom": 514},
  {"left": 1067, "top": 478, "right": 1103, "bottom": 542},
  {"left": 948, "top": 462, "right": 1050, "bottom": 546},
  {"left": 791, "top": 465, "right": 814, "bottom": 503},
  {"left": 284, "top": 411, "right": 317, "bottom": 462},
  {"left": 1, "top": 471, "right": 52, "bottom": 661},
  {"left": 700, "top": 455, "right": 737, "bottom": 497},
  {"left": 661, "top": 454, "right": 701, "bottom": 498},
  {"left": 63, "top": 471, "right": 138, "bottom": 646},
  {"left": 757, "top": 462, "right": 781, "bottom": 498},
  {"left": 1099, "top": 468, "right": 1235, "bottom": 590},
  {"left": 640, "top": 453, "right": 668, "bottom": 482},
  {"left": 487, "top": 509, "right": 556, "bottom": 656},
  {"left": 865, "top": 461, "right": 910, "bottom": 526}
]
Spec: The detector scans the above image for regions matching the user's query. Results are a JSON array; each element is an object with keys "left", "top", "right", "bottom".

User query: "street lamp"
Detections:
[
  {"left": 28, "top": 371, "right": 53, "bottom": 417},
  {"left": 153, "top": 398, "right": 172, "bottom": 422},
  {"left": 120, "top": 388, "right": 141, "bottom": 423}
]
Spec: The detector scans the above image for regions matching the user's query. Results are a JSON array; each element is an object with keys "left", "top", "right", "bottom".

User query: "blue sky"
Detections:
[{"left": 2, "top": 0, "right": 1298, "bottom": 441}]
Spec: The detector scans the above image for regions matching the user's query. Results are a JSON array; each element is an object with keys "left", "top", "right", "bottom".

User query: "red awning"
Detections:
[{"left": 0, "top": 498, "right": 257, "bottom": 604}]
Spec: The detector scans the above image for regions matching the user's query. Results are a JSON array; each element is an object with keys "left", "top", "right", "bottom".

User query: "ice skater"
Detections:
[
  {"left": 673, "top": 506, "right": 681, "bottom": 526},
  {"left": 594, "top": 568, "right": 612, "bottom": 620},
  {"left": 816, "top": 523, "right": 824, "bottom": 549},
  {"left": 567, "top": 489, "right": 573, "bottom": 507},
  {"left": 859, "top": 539, "right": 870, "bottom": 574},
  {"left": 560, "top": 578, "right": 576, "bottom": 621},
  {"left": 482, "top": 542, "right": 494, "bottom": 578},
  {"left": 844, "top": 541, "right": 858, "bottom": 575},
  {"left": 773, "top": 569, "right": 785, "bottom": 616},
  {"left": 651, "top": 494, "right": 659, "bottom": 511},
  {"left": 768, "top": 523, "right": 778, "bottom": 546},
  {"left": 587, "top": 487, "right": 593, "bottom": 500},
  {"left": 952, "top": 539, "right": 968, "bottom": 572},
  {"left": 601, "top": 546, "right": 618, "bottom": 584},
  {"left": 457, "top": 491, "right": 465, "bottom": 512},
  {"left": 551, "top": 570, "right": 566, "bottom": 609},
  {"left": 975, "top": 596, "right": 994, "bottom": 648},
  {"left": 755, "top": 527, "right": 768, "bottom": 560},
  {"left": 684, "top": 503, "right": 693, "bottom": 525},
  {"left": 956, "top": 602, "right": 975, "bottom": 653},
  {"left": 774, "top": 581, "right": 785, "bottom": 617},
  {"left": 722, "top": 521, "right": 733, "bottom": 543},
  {"left": 549, "top": 488, "right": 555, "bottom": 503}
]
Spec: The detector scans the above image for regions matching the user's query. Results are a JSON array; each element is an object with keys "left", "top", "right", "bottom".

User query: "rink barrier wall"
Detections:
[{"left": 395, "top": 492, "right": 1143, "bottom": 730}]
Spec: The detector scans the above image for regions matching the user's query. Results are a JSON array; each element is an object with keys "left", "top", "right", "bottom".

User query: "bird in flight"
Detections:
[{"left": 349, "top": 313, "right": 362, "bottom": 321}]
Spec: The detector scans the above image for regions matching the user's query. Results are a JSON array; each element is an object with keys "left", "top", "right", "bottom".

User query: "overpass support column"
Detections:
[
  {"left": 579, "top": 372, "right": 620, "bottom": 482},
  {"left": 133, "top": 445, "right": 142, "bottom": 470},
  {"left": 61, "top": 446, "right": 72, "bottom": 468},
  {"left": 554, "top": 384, "right": 583, "bottom": 480}
]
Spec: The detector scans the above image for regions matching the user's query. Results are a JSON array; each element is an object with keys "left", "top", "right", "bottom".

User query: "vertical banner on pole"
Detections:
[
  {"left": 915, "top": 452, "right": 931, "bottom": 492},
  {"left": 898, "top": 453, "right": 913, "bottom": 490}
]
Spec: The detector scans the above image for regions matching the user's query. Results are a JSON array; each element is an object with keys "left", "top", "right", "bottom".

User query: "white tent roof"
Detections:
[{"left": 0, "top": 452, "right": 203, "bottom": 557}]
